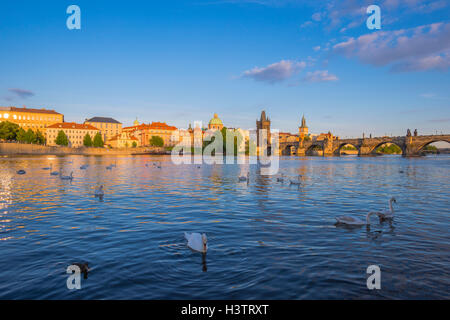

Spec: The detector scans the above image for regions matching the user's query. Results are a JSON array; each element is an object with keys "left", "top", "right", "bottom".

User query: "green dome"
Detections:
[{"left": 209, "top": 113, "right": 223, "bottom": 126}]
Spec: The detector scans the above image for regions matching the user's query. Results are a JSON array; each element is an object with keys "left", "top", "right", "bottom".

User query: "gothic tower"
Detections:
[{"left": 256, "top": 110, "right": 271, "bottom": 148}]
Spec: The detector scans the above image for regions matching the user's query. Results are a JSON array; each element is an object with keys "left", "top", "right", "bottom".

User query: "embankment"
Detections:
[{"left": 0, "top": 143, "right": 168, "bottom": 156}]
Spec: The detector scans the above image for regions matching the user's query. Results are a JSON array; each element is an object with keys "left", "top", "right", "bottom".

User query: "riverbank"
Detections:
[{"left": 0, "top": 142, "right": 169, "bottom": 156}]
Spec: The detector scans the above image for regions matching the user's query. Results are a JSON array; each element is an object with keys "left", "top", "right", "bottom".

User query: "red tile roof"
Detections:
[
  {"left": 47, "top": 122, "right": 99, "bottom": 130},
  {"left": 123, "top": 122, "right": 177, "bottom": 131},
  {"left": 5, "top": 106, "right": 62, "bottom": 115}
]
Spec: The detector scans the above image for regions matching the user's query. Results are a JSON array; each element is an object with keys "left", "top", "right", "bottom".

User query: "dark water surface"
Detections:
[{"left": 0, "top": 155, "right": 449, "bottom": 299}]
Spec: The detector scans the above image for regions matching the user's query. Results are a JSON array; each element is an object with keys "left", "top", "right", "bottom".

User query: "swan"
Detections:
[
  {"left": 80, "top": 164, "right": 89, "bottom": 170},
  {"left": 50, "top": 164, "right": 59, "bottom": 176},
  {"left": 94, "top": 185, "right": 104, "bottom": 197},
  {"left": 16, "top": 170, "right": 26, "bottom": 175},
  {"left": 72, "top": 262, "right": 90, "bottom": 279},
  {"left": 60, "top": 171, "right": 74, "bottom": 181},
  {"left": 336, "top": 211, "right": 380, "bottom": 226},
  {"left": 290, "top": 175, "right": 302, "bottom": 185},
  {"left": 184, "top": 232, "right": 208, "bottom": 253},
  {"left": 106, "top": 165, "right": 112, "bottom": 170},
  {"left": 276, "top": 174, "right": 286, "bottom": 182},
  {"left": 374, "top": 197, "right": 397, "bottom": 221},
  {"left": 238, "top": 172, "right": 249, "bottom": 182}
]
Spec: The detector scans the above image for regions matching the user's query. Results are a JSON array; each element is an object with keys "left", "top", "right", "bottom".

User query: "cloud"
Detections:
[
  {"left": 420, "top": 93, "right": 436, "bottom": 98},
  {"left": 300, "top": 21, "right": 313, "bottom": 28},
  {"left": 312, "top": 12, "right": 322, "bottom": 22},
  {"left": 428, "top": 118, "right": 450, "bottom": 123},
  {"left": 333, "top": 22, "right": 450, "bottom": 72},
  {"left": 241, "top": 60, "right": 306, "bottom": 83},
  {"left": 9, "top": 88, "right": 35, "bottom": 99},
  {"left": 313, "top": 46, "right": 321, "bottom": 51},
  {"left": 303, "top": 70, "right": 339, "bottom": 82}
]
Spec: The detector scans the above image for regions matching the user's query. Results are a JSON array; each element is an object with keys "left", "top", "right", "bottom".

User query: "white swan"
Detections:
[
  {"left": 50, "top": 164, "right": 59, "bottom": 176},
  {"left": 238, "top": 172, "right": 249, "bottom": 182},
  {"left": 60, "top": 171, "right": 74, "bottom": 180},
  {"left": 94, "top": 185, "right": 104, "bottom": 197},
  {"left": 374, "top": 197, "right": 397, "bottom": 221},
  {"left": 336, "top": 212, "right": 380, "bottom": 226},
  {"left": 184, "top": 232, "right": 208, "bottom": 253},
  {"left": 290, "top": 175, "right": 302, "bottom": 185}
]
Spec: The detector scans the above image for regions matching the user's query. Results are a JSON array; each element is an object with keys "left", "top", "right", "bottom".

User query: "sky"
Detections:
[{"left": 0, "top": 0, "right": 449, "bottom": 138}]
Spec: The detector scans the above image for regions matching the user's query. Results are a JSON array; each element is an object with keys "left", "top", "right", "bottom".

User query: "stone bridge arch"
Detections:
[
  {"left": 305, "top": 142, "right": 324, "bottom": 156},
  {"left": 369, "top": 141, "right": 405, "bottom": 155},
  {"left": 335, "top": 142, "right": 361, "bottom": 156},
  {"left": 416, "top": 139, "right": 450, "bottom": 154}
]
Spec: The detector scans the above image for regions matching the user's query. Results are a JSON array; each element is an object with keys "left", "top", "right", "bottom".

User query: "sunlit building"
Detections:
[
  {"left": 46, "top": 122, "right": 99, "bottom": 148},
  {"left": 0, "top": 106, "right": 63, "bottom": 131},
  {"left": 84, "top": 117, "right": 122, "bottom": 142},
  {"left": 123, "top": 120, "right": 178, "bottom": 147},
  {"left": 208, "top": 113, "right": 224, "bottom": 131},
  {"left": 107, "top": 131, "right": 140, "bottom": 148}
]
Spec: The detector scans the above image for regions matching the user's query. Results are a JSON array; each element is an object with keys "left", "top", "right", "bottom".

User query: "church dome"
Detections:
[{"left": 208, "top": 113, "right": 223, "bottom": 126}]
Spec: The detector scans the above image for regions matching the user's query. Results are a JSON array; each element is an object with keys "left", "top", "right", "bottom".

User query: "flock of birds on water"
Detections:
[{"left": 13, "top": 159, "right": 399, "bottom": 275}]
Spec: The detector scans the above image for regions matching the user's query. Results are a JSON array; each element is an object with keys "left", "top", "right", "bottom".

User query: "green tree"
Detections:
[
  {"left": 16, "top": 128, "right": 27, "bottom": 143},
  {"left": 24, "top": 129, "right": 36, "bottom": 144},
  {"left": 0, "top": 121, "right": 20, "bottom": 141},
  {"left": 55, "top": 130, "right": 69, "bottom": 146},
  {"left": 93, "top": 132, "right": 104, "bottom": 147},
  {"left": 149, "top": 135, "right": 164, "bottom": 147},
  {"left": 132, "top": 141, "right": 137, "bottom": 148},
  {"left": 35, "top": 130, "right": 45, "bottom": 145},
  {"left": 83, "top": 133, "right": 93, "bottom": 147}
]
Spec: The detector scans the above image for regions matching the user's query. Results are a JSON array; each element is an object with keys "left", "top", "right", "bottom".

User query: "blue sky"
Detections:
[{"left": 0, "top": 0, "right": 449, "bottom": 138}]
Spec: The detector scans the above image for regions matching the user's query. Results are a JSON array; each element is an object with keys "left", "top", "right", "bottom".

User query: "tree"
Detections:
[
  {"left": 24, "top": 129, "right": 36, "bottom": 144},
  {"left": 93, "top": 132, "right": 104, "bottom": 147},
  {"left": 83, "top": 133, "right": 93, "bottom": 147},
  {"left": 0, "top": 121, "right": 19, "bottom": 141},
  {"left": 55, "top": 130, "right": 69, "bottom": 146},
  {"left": 149, "top": 135, "right": 164, "bottom": 147},
  {"left": 35, "top": 130, "right": 45, "bottom": 145},
  {"left": 16, "top": 128, "right": 27, "bottom": 143},
  {"left": 132, "top": 141, "right": 137, "bottom": 148}
]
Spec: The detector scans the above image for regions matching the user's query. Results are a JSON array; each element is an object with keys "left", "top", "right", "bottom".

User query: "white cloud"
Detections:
[
  {"left": 333, "top": 22, "right": 450, "bottom": 72},
  {"left": 241, "top": 60, "right": 306, "bottom": 83},
  {"left": 304, "top": 70, "right": 339, "bottom": 82}
]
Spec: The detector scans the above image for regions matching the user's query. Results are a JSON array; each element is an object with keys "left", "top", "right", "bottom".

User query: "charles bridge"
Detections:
[{"left": 278, "top": 134, "right": 450, "bottom": 157}]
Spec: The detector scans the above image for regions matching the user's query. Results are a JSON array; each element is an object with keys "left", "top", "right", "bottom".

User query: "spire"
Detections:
[
  {"left": 301, "top": 114, "right": 307, "bottom": 128},
  {"left": 261, "top": 110, "right": 266, "bottom": 121}
]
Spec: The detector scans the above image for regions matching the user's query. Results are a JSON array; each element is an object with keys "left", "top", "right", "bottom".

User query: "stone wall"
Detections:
[{"left": 0, "top": 143, "right": 167, "bottom": 155}]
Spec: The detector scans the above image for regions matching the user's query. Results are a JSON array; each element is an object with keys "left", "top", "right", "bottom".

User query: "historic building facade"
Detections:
[
  {"left": 107, "top": 131, "right": 140, "bottom": 148},
  {"left": 0, "top": 106, "right": 63, "bottom": 132},
  {"left": 46, "top": 122, "right": 99, "bottom": 148},
  {"left": 123, "top": 120, "right": 178, "bottom": 147},
  {"left": 84, "top": 117, "right": 122, "bottom": 142},
  {"left": 208, "top": 113, "right": 224, "bottom": 131}
]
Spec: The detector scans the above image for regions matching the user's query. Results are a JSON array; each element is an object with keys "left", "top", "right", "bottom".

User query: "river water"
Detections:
[{"left": 0, "top": 155, "right": 449, "bottom": 299}]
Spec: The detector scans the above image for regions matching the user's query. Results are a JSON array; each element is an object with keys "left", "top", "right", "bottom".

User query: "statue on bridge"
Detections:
[
  {"left": 414, "top": 129, "right": 418, "bottom": 137},
  {"left": 407, "top": 129, "right": 411, "bottom": 137}
]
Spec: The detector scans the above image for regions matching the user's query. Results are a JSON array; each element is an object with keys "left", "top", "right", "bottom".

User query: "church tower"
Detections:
[
  {"left": 299, "top": 114, "right": 308, "bottom": 146},
  {"left": 256, "top": 110, "right": 271, "bottom": 148}
]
